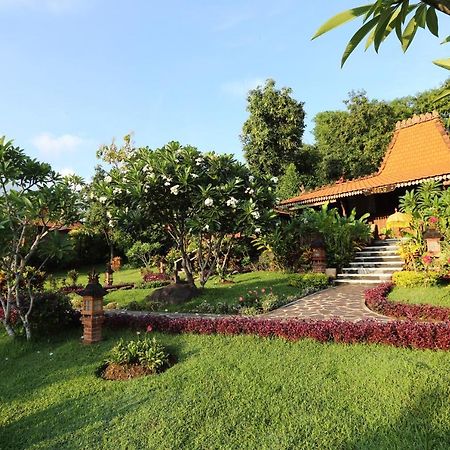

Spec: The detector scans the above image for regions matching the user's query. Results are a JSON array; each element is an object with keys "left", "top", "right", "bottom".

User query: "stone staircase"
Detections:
[{"left": 336, "top": 239, "right": 403, "bottom": 285}]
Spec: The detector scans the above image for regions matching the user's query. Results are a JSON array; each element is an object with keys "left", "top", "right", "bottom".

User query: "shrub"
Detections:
[
  {"left": 105, "top": 302, "right": 119, "bottom": 310},
  {"left": 67, "top": 269, "right": 79, "bottom": 287},
  {"left": 289, "top": 273, "right": 330, "bottom": 291},
  {"left": 135, "top": 280, "right": 171, "bottom": 289},
  {"left": 392, "top": 271, "right": 440, "bottom": 287},
  {"left": 193, "top": 301, "right": 239, "bottom": 315},
  {"left": 106, "top": 336, "right": 170, "bottom": 373},
  {"left": 25, "top": 291, "right": 80, "bottom": 336},
  {"left": 142, "top": 272, "right": 170, "bottom": 283}
]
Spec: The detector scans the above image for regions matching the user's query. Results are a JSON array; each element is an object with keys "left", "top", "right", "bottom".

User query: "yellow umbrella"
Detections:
[{"left": 386, "top": 211, "right": 412, "bottom": 229}]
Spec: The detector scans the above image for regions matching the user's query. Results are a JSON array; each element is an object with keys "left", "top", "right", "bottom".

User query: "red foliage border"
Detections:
[
  {"left": 105, "top": 310, "right": 450, "bottom": 351},
  {"left": 365, "top": 283, "right": 450, "bottom": 322}
]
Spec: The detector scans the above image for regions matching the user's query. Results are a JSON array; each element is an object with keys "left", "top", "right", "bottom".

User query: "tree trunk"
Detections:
[
  {"left": 1, "top": 319, "right": 16, "bottom": 338},
  {"left": 109, "top": 242, "right": 114, "bottom": 263},
  {"left": 23, "top": 319, "right": 32, "bottom": 341}
]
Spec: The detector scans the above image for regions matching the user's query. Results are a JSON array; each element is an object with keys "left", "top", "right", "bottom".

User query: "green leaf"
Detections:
[
  {"left": 433, "top": 87, "right": 450, "bottom": 102},
  {"left": 414, "top": 4, "right": 427, "bottom": 29},
  {"left": 433, "top": 58, "right": 450, "bottom": 70},
  {"left": 441, "top": 35, "right": 450, "bottom": 44},
  {"left": 402, "top": 16, "right": 418, "bottom": 52},
  {"left": 312, "top": 5, "right": 373, "bottom": 40},
  {"left": 426, "top": 7, "right": 439, "bottom": 37},
  {"left": 341, "top": 15, "right": 380, "bottom": 66},
  {"left": 373, "top": 7, "right": 395, "bottom": 52}
]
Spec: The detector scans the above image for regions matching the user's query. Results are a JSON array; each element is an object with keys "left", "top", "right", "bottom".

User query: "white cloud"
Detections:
[
  {"left": 58, "top": 167, "right": 75, "bottom": 177},
  {"left": 221, "top": 78, "right": 265, "bottom": 98},
  {"left": 32, "top": 132, "right": 84, "bottom": 157},
  {"left": 0, "top": 0, "right": 85, "bottom": 13}
]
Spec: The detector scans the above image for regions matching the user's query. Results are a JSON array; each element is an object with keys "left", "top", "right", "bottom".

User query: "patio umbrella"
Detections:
[{"left": 386, "top": 211, "right": 412, "bottom": 229}]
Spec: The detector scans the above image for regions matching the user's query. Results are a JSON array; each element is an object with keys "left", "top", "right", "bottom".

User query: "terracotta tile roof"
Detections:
[{"left": 281, "top": 112, "right": 450, "bottom": 207}]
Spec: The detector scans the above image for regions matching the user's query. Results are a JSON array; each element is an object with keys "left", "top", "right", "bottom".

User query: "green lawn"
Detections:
[
  {"left": 1, "top": 329, "right": 450, "bottom": 449},
  {"left": 105, "top": 271, "right": 301, "bottom": 312},
  {"left": 389, "top": 285, "right": 450, "bottom": 308}
]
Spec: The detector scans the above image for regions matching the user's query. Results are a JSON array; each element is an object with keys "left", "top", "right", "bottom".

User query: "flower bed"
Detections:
[
  {"left": 105, "top": 312, "right": 450, "bottom": 350},
  {"left": 365, "top": 283, "right": 450, "bottom": 322}
]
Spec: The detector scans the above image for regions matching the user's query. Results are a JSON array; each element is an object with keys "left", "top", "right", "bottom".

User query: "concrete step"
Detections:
[
  {"left": 350, "top": 261, "right": 403, "bottom": 269},
  {"left": 341, "top": 267, "right": 402, "bottom": 274},
  {"left": 363, "top": 245, "right": 399, "bottom": 251},
  {"left": 356, "top": 250, "right": 399, "bottom": 257},
  {"left": 337, "top": 273, "right": 392, "bottom": 281},
  {"left": 335, "top": 279, "right": 384, "bottom": 285},
  {"left": 373, "top": 239, "right": 400, "bottom": 246}
]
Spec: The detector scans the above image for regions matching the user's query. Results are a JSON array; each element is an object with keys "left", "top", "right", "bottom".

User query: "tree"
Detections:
[
  {"left": 276, "top": 163, "right": 303, "bottom": 200},
  {"left": 0, "top": 137, "right": 82, "bottom": 340},
  {"left": 314, "top": 1, "right": 449, "bottom": 97},
  {"left": 96, "top": 140, "right": 276, "bottom": 288},
  {"left": 241, "top": 79, "right": 306, "bottom": 178}
]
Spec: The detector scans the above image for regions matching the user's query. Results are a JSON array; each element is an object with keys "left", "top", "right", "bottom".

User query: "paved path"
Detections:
[{"left": 264, "top": 284, "right": 390, "bottom": 322}]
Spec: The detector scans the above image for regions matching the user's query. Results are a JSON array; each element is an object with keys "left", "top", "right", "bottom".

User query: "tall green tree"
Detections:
[
  {"left": 241, "top": 79, "right": 306, "bottom": 178},
  {"left": 276, "top": 163, "right": 303, "bottom": 200}
]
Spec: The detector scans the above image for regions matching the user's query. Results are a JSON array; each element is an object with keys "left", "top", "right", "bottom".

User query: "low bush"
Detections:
[
  {"left": 365, "top": 283, "right": 450, "bottom": 321},
  {"left": 135, "top": 280, "right": 171, "bottom": 289},
  {"left": 237, "top": 288, "right": 291, "bottom": 314},
  {"left": 106, "top": 336, "right": 170, "bottom": 373},
  {"left": 105, "top": 311, "right": 450, "bottom": 350},
  {"left": 142, "top": 272, "right": 170, "bottom": 283},
  {"left": 392, "top": 271, "right": 440, "bottom": 287},
  {"left": 26, "top": 291, "right": 80, "bottom": 336},
  {"left": 193, "top": 301, "right": 239, "bottom": 315},
  {"left": 289, "top": 273, "right": 330, "bottom": 291}
]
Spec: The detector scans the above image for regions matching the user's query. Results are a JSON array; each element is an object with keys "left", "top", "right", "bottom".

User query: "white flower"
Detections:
[
  {"left": 245, "top": 187, "right": 254, "bottom": 195},
  {"left": 235, "top": 177, "right": 242, "bottom": 183},
  {"left": 108, "top": 220, "right": 114, "bottom": 227},
  {"left": 142, "top": 165, "right": 150, "bottom": 173},
  {"left": 125, "top": 207, "right": 129, "bottom": 214},
  {"left": 271, "top": 176, "right": 278, "bottom": 183},
  {"left": 149, "top": 172, "right": 156, "bottom": 179},
  {"left": 49, "top": 352, "right": 54, "bottom": 356},
  {"left": 191, "top": 173, "right": 199, "bottom": 179},
  {"left": 162, "top": 175, "right": 172, "bottom": 182},
  {"left": 99, "top": 196, "right": 107, "bottom": 204},
  {"left": 203, "top": 224, "right": 210, "bottom": 231},
  {"left": 113, "top": 187, "right": 122, "bottom": 195},
  {"left": 164, "top": 181, "right": 171, "bottom": 186},
  {"left": 106, "top": 211, "right": 112, "bottom": 219},
  {"left": 226, "top": 197, "right": 238, "bottom": 208},
  {"left": 249, "top": 175, "right": 254, "bottom": 182},
  {"left": 104, "top": 175, "right": 112, "bottom": 183},
  {"left": 89, "top": 192, "right": 95, "bottom": 200},
  {"left": 251, "top": 210, "right": 260, "bottom": 219},
  {"left": 195, "top": 157, "right": 203, "bottom": 166},
  {"left": 204, "top": 198, "right": 214, "bottom": 207},
  {"left": 255, "top": 227, "right": 261, "bottom": 234},
  {"left": 170, "top": 185, "right": 180, "bottom": 195}
]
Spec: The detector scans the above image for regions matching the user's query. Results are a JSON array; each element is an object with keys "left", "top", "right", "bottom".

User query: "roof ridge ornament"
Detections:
[{"left": 395, "top": 111, "right": 440, "bottom": 130}]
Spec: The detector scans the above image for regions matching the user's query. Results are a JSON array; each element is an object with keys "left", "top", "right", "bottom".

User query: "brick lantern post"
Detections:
[
  {"left": 78, "top": 270, "right": 107, "bottom": 344},
  {"left": 423, "top": 228, "right": 442, "bottom": 257},
  {"left": 311, "top": 238, "right": 327, "bottom": 273},
  {"left": 105, "top": 262, "right": 114, "bottom": 287}
]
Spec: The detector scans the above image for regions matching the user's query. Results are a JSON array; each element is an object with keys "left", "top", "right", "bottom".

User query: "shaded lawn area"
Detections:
[
  {"left": 389, "top": 285, "right": 450, "bottom": 308},
  {"left": 1, "top": 329, "right": 450, "bottom": 449},
  {"left": 105, "top": 271, "right": 301, "bottom": 312}
]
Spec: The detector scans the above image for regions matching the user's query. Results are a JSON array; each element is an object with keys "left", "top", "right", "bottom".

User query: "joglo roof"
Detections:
[{"left": 282, "top": 112, "right": 450, "bottom": 207}]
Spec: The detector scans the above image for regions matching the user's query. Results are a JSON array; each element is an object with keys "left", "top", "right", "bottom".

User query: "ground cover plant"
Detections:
[{"left": 1, "top": 328, "right": 450, "bottom": 449}]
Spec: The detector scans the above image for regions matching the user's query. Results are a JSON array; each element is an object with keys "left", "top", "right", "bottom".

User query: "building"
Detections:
[{"left": 281, "top": 112, "right": 450, "bottom": 232}]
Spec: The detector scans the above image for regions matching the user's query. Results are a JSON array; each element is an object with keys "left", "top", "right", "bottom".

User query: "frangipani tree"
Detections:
[
  {"left": 95, "top": 140, "right": 276, "bottom": 287},
  {"left": 0, "top": 137, "right": 83, "bottom": 339}
]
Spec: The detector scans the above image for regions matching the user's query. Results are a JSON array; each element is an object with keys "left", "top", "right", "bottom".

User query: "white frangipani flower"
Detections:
[
  {"left": 245, "top": 187, "right": 254, "bottom": 195},
  {"left": 170, "top": 185, "right": 180, "bottom": 195},
  {"left": 226, "top": 197, "right": 238, "bottom": 208},
  {"left": 195, "top": 157, "right": 203, "bottom": 166},
  {"left": 249, "top": 175, "right": 254, "bottom": 182},
  {"left": 251, "top": 210, "right": 260, "bottom": 219},
  {"left": 104, "top": 175, "right": 112, "bottom": 183},
  {"left": 191, "top": 173, "right": 199, "bottom": 179},
  {"left": 106, "top": 211, "right": 112, "bottom": 219},
  {"left": 271, "top": 176, "right": 278, "bottom": 183},
  {"left": 99, "top": 196, "right": 107, "bottom": 204},
  {"left": 204, "top": 198, "right": 214, "bottom": 207},
  {"left": 203, "top": 224, "right": 210, "bottom": 231},
  {"left": 255, "top": 227, "right": 261, "bottom": 234}
]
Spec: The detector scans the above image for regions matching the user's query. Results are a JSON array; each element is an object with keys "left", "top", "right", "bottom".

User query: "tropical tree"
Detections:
[
  {"left": 96, "top": 140, "right": 276, "bottom": 287},
  {"left": 0, "top": 137, "right": 82, "bottom": 339},
  {"left": 314, "top": 1, "right": 449, "bottom": 97},
  {"left": 241, "top": 79, "right": 306, "bottom": 178},
  {"left": 276, "top": 163, "right": 304, "bottom": 200}
]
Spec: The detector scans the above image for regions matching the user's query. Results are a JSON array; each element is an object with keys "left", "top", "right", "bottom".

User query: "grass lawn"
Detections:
[
  {"left": 104, "top": 271, "right": 301, "bottom": 312},
  {"left": 389, "top": 285, "right": 450, "bottom": 308},
  {"left": 1, "top": 329, "right": 450, "bottom": 449}
]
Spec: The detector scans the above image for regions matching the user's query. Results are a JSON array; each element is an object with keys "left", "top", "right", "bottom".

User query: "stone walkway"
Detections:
[{"left": 264, "top": 284, "right": 390, "bottom": 322}]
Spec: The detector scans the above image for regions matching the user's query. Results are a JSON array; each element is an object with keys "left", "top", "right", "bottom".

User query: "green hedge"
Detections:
[
  {"left": 392, "top": 271, "right": 440, "bottom": 288},
  {"left": 288, "top": 273, "right": 330, "bottom": 291}
]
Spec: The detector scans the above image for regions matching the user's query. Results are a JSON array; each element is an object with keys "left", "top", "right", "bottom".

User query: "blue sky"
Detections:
[{"left": 0, "top": 0, "right": 448, "bottom": 180}]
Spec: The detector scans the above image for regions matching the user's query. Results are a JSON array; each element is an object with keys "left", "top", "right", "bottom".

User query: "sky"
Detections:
[{"left": 0, "top": 0, "right": 448, "bottom": 180}]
